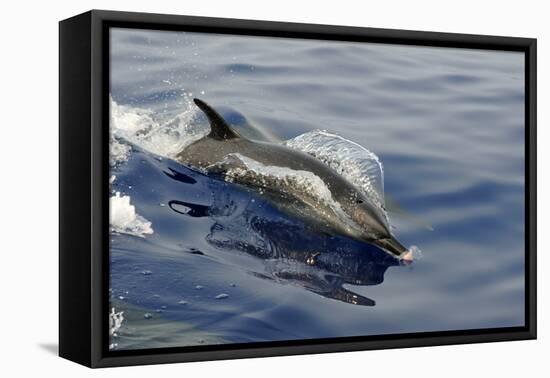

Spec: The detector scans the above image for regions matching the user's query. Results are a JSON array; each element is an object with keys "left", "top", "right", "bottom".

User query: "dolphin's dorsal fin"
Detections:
[{"left": 193, "top": 98, "right": 241, "bottom": 140}]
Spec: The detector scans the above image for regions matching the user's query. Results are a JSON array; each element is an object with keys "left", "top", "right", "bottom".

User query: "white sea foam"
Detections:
[
  {"left": 110, "top": 192, "right": 154, "bottom": 237},
  {"left": 284, "top": 130, "right": 386, "bottom": 211},
  {"left": 110, "top": 96, "right": 209, "bottom": 163},
  {"left": 109, "top": 307, "right": 124, "bottom": 337},
  {"left": 109, "top": 134, "right": 131, "bottom": 167}
]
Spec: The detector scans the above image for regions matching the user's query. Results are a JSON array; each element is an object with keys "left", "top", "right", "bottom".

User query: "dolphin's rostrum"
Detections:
[{"left": 175, "top": 98, "right": 411, "bottom": 260}]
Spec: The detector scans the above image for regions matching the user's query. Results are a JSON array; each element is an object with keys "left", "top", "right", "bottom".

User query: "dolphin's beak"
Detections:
[{"left": 377, "top": 236, "right": 409, "bottom": 260}]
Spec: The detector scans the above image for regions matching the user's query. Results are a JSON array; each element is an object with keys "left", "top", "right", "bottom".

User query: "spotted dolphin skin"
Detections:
[{"left": 175, "top": 98, "right": 411, "bottom": 260}]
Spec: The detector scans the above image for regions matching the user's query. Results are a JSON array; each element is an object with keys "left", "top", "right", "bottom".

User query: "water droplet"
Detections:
[
  {"left": 215, "top": 293, "right": 229, "bottom": 300},
  {"left": 178, "top": 300, "right": 188, "bottom": 305},
  {"left": 144, "top": 313, "right": 153, "bottom": 319},
  {"left": 409, "top": 245, "right": 423, "bottom": 259}
]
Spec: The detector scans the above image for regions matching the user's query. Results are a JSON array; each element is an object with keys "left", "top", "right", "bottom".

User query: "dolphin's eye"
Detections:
[{"left": 356, "top": 199, "right": 363, "bottom": 204}]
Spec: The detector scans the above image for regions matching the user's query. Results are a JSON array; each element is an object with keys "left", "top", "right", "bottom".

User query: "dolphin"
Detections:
[{"left": 175, "top": 98, "right": 412, "bottom": 260}]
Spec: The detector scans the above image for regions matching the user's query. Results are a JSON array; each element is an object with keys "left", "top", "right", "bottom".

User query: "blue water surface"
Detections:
[{"left": 109, "top": 28, "right": 525, "bottom": 350}]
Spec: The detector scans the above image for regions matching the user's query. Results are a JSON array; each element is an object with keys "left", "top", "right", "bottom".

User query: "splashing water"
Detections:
[
  {"left": 110, "top": 192, "right": 154, "bottom": 237},
  {"left": 110, "top": 96, "right": 209, "bottom": 163},
  {"left": 110, "top": 134, "right": 131, "bottom": 167},
  {"left": 109, "top": 307, "right": 124, "bottom": 337},
  {"left": 285, "top": 130, "right": 386, "bottom": 210},
  {"left": 408, "top": 245, "right": 423, "bottom": 260},
  {"left": 108, "top": 307, "right": 124, "bottom": 350}
]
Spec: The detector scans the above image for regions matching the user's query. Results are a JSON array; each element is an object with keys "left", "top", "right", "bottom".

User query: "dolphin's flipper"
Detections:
[
  {"left": 193, "top": 98, "right": 241, "bottom": 140},
  {"left": 274, "top": 271, "right": 376, "bottom": 306},
  {"left": 319, "top": 286, "right": 376, "bottom": 306}
]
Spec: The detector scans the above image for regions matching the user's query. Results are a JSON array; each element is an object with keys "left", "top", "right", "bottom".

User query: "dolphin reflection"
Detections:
[{"left": 168, "top": 188, "right": 400, "bottom": 306}]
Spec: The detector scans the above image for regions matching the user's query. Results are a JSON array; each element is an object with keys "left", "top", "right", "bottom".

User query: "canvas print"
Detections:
[{"left": 108, "top": 27, "right": 525, "bottom": 351}]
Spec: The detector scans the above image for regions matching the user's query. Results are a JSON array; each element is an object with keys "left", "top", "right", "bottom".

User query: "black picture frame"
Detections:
[{"left": 59, "top": 9, "right": 537, "bottom": 368}]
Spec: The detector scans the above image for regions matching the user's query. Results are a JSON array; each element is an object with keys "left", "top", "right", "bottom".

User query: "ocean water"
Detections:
[{"left": 108, "top": 28, "right": 525, "bottom": 351}]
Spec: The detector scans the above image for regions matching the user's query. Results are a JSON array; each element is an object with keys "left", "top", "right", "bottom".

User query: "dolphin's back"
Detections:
[
  {"left": 179, "top": 99, "right": 354, "bottom": 192},
  {"left": 178, "top": 136, "right": 355, "bottom": 198}
]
